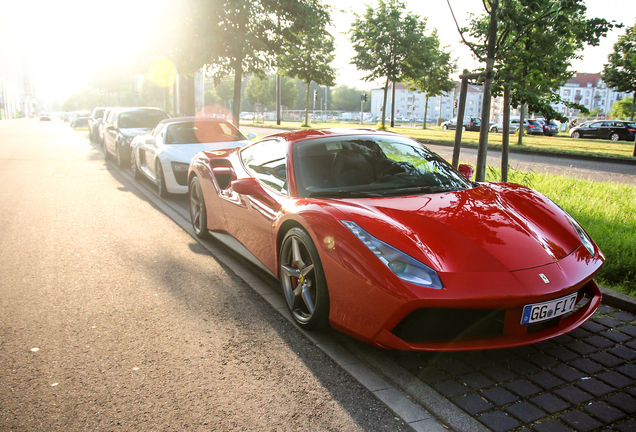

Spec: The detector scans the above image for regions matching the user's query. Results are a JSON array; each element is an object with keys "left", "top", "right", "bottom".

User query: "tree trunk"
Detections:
[
  {"left": 518, "top": 104, "right": 526, "bottom": 146},
  {"left": 232, "top": 58, "right": 243, "bottom": 128},
  {"left": 304, "top": 81, "right": 311, "bottom": 126},
  {"left": 423, "top": 96, "right": 429, "bottom": 129},
  {"left": 501, "top": 82, "right": 511, "bottom": 182},
  {"left": 381, "top": 77, "right": 390, "bottom": 129},
  {"left": 390, "top": 81, "right": 396, "bottom": 128}
]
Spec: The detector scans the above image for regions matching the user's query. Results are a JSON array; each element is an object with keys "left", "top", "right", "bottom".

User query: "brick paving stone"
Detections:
[
  {"left": 530, "top": 393, "right": 571, "bottom": 414},
  {"left": 478, "top": 410, "right": 520, "bottom": 432},
  {"left": 616, "top": 418, "right": 636, "bottom": 432},
  {"left": 504, "top": 401, "right": 545, "bottom": 423},
  {"left": 618, "top": 325, "right": 636, "bottom": 337},
  {"left": 608, "top": 345, "right": 636, "bottom": 360},
  {"left": 508, "top": 345, "right": 537, "bottom": 357},
  {"left": 559, "top": 410, "right": 603, "bottom": 432},
  {"left": 528, "top": 371, "right": 565, "bottom": 389},
  {"left": 605, "top": 393, "right": 636, "bottom": 414},
  {"left": 505, "top": 379, "right": 542, "bottom": 397},
  {"left": 584, "top": 335, "right": 615, "bottom": 349},
  {"left": 393, "top": 354, "right": 428, "bottom": 371},
  {"left": 552, "top": 334, "right": 576, "bottom": 344},
  {"left": 462, "top": 352, "right": 496, "bottom": 370},
  {"left": 438, "top": 358, "right": 473, "bottom": 375},
  {"left": 617, "top": 364, "right": 636, "bottom": 379},
  {"left": 431, "top": 379, "right": 468, "bottom": 398},
  {"left": 623, "top": 340, "right": 636, "bottom": 350},
  {"left": 567, "top": 340, "right": 599, "bottom": 355},
  {"left": 569, "top": 358, "right": 605, "bottom": 375},
  {"left": 602, "top": 329, "right": 633, "bottom": 343},
  {"left": 454, "top": 394, "right": 493, "bottom": 415},
  {"left": 533, "top": 340, "right": 557, "bottom": 351},
  {"left": 582, "top": 320, "right": 609, "bottom": 332},
  {"left": 485, "top": 349, "right": 518, "bottom": 363},
  {"left": 416, "top": 367, "right": 447, "bottom": 384},
  {"left": 526, "top": 352, "right": 559, "bottom": 369},
  {"left": 584, "top": 401, "right": 627, "bottom": 423},
  {"left": 533, "top": 419, "right": 573, "bottom": 432},
  {"left": 628, "top": 388, "right": 636, "bottom": 398},
  {"left": 590, "top": 351, "right": 625, "bottom": 368},
  {"left": 569, "top": 327, "right": 592, "bottom": 338},
  {"left": 611, "top": 312, "right": 635, "bottom": 322},
  {"left": 597, "top": 304, "right": 614, "bottom": 314},
  {"left": 481, "top": 387, "right": 518, "bottom": 406},
  {"left": 575, "top": 378, "right": 614, "bottom": 396},
  {"left": 460, "top": 372, "right": 495, "bottom": 390},
  {"left": 551, "top": 364, "right": 586, "bottom": 382},
  {"left": 507, "top": 358, "right": 541, "bottom": 375},
  {"left": 548, "top": 346, "right": 579, "bottom": 362},
  {"left": 594, "top": 316, "right": 623, "bottom": 328},
  {"left": 597, "top": 370, "right": 635, "bottom": 388},
  {"left": 554, "top": 385, "right": 594, "bottom": 404},
  {"left": 482, "top": 366, "right": 516, "bottom": 383}
]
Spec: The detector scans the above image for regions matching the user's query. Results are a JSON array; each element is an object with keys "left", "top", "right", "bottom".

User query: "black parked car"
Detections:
[
  {"left": 103, "top": 107, "right": 170, "bottom": 167},
  {"left": 441, "top": 116, "right": 481, "bottom": 131},
  {"left": 88, "top": 107, "right": 107, "bottom": 143},
  {"left": 539, "top": 119, "right": 560, "bottom": 136},
  {"left": 570, "top": 120, "right": 636, "bottom": 141}
]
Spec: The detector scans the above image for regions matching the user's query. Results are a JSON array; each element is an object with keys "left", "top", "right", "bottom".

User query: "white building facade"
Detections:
[
  {"left": 549, "top": 73, "right": 631, "bottom": 118},
  {"left": 0, "top": 15, "right": 35, "bottom": 119}
]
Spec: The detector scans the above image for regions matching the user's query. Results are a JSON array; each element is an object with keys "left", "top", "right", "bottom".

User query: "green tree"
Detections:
[
  {"left": 602, "top": 22, "right": 636, "bottom": 123},
  {"left": 454, "top": 0, "right": 615, "bottom": 180},
  {"left": 331, "top": 85, "right": 370, "bottom": 112},
  {"left": 609, "top": 97, "right": 635, "bottom": 119},
  {"left": 246, "top": 76, "right": 274, "bottom": 113},
  {"left": 404, "top": 30, "right": 456, "bottom": 129},
  {"left": 349, "top": 0, "right": 432, "bottom": 129},
  {"left": 278, "top": 23, "right": 337, "bottom": 126}
]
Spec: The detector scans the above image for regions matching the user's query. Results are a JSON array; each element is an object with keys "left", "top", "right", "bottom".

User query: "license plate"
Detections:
[{"left": 521, "top": 293, "right": 578, "bottom": 324}]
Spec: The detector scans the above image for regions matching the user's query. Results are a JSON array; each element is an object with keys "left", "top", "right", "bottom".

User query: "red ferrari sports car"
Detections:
[{"left": 188, "top": 128, "right": 604, "bottom": 351}]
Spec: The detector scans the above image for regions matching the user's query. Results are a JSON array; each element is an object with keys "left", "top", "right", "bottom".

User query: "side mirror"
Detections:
[
  {"left": 231, "top": 178, "right": 281, "bottom": 211},
  {"left": 247, "top": 132, "right": 256, "bottom": 140},
  {"left": 458, "top": 164, "right": 475, "bottom": 181},
  {"left": 145, "top": 137, "right": 157, "bottom": 145}
]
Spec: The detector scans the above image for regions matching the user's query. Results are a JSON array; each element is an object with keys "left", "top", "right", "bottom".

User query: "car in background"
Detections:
[
  {"left": 489, "top": 118, "right": 523, "bottom": 133},
  {"left": 88, "top": 107, "right": 108, "bottom": 142},
  {"left": 70, "top": 111, "right": 91, "bottom": 129},
  {"left": 441, "top": 116, "right": 481, "bottom": 131},
  {"left": 187, "top": 128, "right": 603, "bottom": 351},
  {"left": 98, "top": 108, "right": 118, "bottom": 145},
  {"left": 524, "top": 119, "right": 544, "bottom": 135},
  {"left": 130, "top": 117, "right": 254, "bottom": 197},
  {"left": 538, "top": 119, "right": 560, "bottom": 136},
  {"left": 39, "top": 113, "right": 51, "bottom": 122},
  {"left": 570, "top": 120, "right": 636, "bottom": 141},
  {"left": 103, "top": 107, "right": 170, "bottom": 167}
]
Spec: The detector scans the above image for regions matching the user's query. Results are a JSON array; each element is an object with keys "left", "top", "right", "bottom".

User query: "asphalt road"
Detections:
[{"left": 0, "top": 119, "right": 410, "bottom": 431}]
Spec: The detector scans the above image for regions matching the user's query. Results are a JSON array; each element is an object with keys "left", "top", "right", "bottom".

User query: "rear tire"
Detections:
[
  {"left": 156, "top": 162, "right": 169, "bottom": 198},
  {"left": 610, "top": 132, "right": 620, "bottom": 141},
  {"left": 130, "top": 149, "right": 142, "bottom": 179},
  {"left": 442, "top": 124, "right": 448, "bottom": 130}
]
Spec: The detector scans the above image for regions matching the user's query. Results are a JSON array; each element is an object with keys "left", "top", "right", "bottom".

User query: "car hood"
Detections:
[
  {"left": 329, "top": 183, "right": 584, "bottom": 273},
  {"left": 161, "top": 141, "right": 252, "bottom": 163}
]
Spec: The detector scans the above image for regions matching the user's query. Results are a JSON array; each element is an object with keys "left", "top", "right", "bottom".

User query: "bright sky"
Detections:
[{"left": 1, "top": 0, "right": 634, "bottom": 103}]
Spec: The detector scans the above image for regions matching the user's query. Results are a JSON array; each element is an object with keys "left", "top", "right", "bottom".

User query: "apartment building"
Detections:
[
  {"left": 0, "top": 15, "right": 35, "bottom": 119},
  {"left": 550, "top": 72, "right": 631, "bottom": 118}
]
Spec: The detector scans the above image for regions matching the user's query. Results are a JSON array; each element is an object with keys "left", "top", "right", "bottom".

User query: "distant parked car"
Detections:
[
  {"left": 524, "top": 119, "right": 544, "bottom": 135},
  {"left": 70, "top": 111, "right": 91, "bottom": 129},
  {"left": 570, "top": 120, "right": 636, "bottom": 141},
  {"left": 489, "top": 118, "right": 522, "bottom": 133},
  {"left": 103, "top": 107, "right": 170, "bottom": 167},
  {"left": 39, "top": 113, "right": 51, "bottom": 122},
  {"left": 88, "top": 107, "right": 107, "bottom": 142},
  {"left": 539, "top": 120, "right": 560, "bottom": 136},
  {"left": 441, "top": 116, "right": 481, "bottom": 131},
  {"left": 130, "top": 117, "right": 254, "bottom": 196}
]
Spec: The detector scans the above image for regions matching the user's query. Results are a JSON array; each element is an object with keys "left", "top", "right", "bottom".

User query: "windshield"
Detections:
[
  {"left": 119, "top": 110, "right": 169, "bottom": 129},
  {"left": 165, "top": 120, "right": 246, "bottom": 144},
  {"left": 293, "top": 135, "right": 473, "bottom": 198}
]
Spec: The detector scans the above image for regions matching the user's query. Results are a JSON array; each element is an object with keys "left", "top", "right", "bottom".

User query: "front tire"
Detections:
[
  {"left": 116, "top": 144, "right": 126, "bottom": 168},
  {"left": 442, "top": 124, "right": 448, "bottom": 130},
  {"left": 279, "top": 228, "right": 329, "bottom": 330},
  {"left": 571, "top": 131, "right": 580, "bottom": 139},
  {"left": 189, "top": 176, "right": 209, "bottom": 239},
  {"left": 491, "top": 127, "right": 498, "bottom": 133}
]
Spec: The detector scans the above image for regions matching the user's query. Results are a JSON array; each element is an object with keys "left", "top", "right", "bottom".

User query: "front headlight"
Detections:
[
  {"left": 341, "top": 220, "right": 443, "bottom": 289},
  {"left": 171, "top": 162, "right": 189, "bottom": 172},
  {"left": 565, "top": 213, "right": 595, "bottom": 255}
]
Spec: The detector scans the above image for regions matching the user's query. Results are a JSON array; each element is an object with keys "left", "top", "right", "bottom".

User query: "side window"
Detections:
[
  {"left": 241, "top": 140, "right": 288, "bottom": 195},
  {"left": 153, "top": 124, "right": 165, "bottom": 138}
]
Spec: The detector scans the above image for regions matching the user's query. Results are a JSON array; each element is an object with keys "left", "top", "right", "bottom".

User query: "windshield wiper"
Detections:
[
  {"left": 380, "top": 185, "right": 461, "bottom": 196},
  {"left": 308, "top": 190, "right": 385, "bottom": 198}
]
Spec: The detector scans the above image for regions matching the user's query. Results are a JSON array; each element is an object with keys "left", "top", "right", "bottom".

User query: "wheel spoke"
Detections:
[
  {"left": 301, "top": 283, "right": 315, "bottom": 315},
  {"left": 291, "top": 238, "right": 306, "bottom": 269}
]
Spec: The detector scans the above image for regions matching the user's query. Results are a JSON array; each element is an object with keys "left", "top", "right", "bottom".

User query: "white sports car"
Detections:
[{"left": 130, "top": 117, "right": 254, "bottom": 196}]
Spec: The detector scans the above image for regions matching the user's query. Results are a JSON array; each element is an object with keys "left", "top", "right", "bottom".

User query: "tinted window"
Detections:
[
  {"left": 164, "top": 120, "right": 245, "bottom": 144},
  {"left": 293, "top": 135, "right": 472, "bottom": 198},
  {"left": 241, "top": 140, "right": 287, "bottom": 194},
  {"left": 118, "top": 110, "right": 169, "bottom": 129}
]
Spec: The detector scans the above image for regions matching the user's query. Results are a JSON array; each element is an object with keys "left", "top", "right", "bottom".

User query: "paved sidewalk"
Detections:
[{"left": 388, "top": 303, "right": 636, "bottom": 432}]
